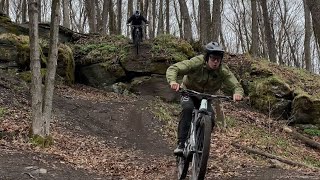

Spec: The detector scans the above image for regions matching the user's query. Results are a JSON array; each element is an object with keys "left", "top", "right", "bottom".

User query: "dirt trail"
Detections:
[{"left": 1, "top": 71, "right": 320, "bottom": 179}]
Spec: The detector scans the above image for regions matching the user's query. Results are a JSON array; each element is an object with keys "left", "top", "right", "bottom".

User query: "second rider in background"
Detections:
[
  {"left": 166, "top": 41, "right": 244, "bottom": 156},
  {"left": 126, "top": 10, "right": 149, "bottom": 43}
]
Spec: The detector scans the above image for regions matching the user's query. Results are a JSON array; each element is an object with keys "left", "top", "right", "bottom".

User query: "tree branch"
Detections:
[{"left": 231, "top": 142, "right": 317, "bottom": 169}]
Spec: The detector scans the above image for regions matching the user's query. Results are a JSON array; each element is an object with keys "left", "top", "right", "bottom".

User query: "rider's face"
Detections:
[{"left": 207, "top": 54, "right": 221, "bottom": 70}]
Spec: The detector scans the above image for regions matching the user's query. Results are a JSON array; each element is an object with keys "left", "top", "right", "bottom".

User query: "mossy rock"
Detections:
[
  {"left": 57, "top": 44, "right": 75, "bottom": 84},
  {"left": 0, "top": 33, "right": 47, "bottom": 70},
  {"left": 151, "top": 34, "right": 195, "bottom": 63},
  {"left": 78, "top": 61, "right": 126, "bottom": 88},
  {"left": 73, "top": 35, "right": 130, "bottom": 66},
  {"left": 292, "top": 94, "right": 320, "bottom": 126},
  {"left": 249, "top": 76, "right": 292, "bottom": 116}
]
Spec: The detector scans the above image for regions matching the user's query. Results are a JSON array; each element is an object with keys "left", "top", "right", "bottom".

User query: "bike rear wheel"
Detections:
[{"left": 191, "top": 115, "right": 212, "bottom": 180}]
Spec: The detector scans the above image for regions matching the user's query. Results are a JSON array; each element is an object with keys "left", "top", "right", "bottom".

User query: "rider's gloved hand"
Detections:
[
  {"left": 170, "top": 82, "right": 180, "bottom": 92},
  {"left": 233, "top": 93, "right": 243, "bottom": 101}
]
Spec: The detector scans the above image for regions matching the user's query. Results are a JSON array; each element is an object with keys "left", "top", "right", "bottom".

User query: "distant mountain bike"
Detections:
[
  {"left": 176, "top": 89, "right": 231, "bottom": 180},
  {"left": 127, "top": 24, "right": 148, "bottom": 55}
]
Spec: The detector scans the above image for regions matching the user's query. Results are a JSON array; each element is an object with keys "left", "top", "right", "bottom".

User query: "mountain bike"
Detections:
[
  {"left": 176, "top": 89, "right": 231, "bottom": 180},
  {"left": 127, "top": 24, "right": 147, "bottom": 55}
]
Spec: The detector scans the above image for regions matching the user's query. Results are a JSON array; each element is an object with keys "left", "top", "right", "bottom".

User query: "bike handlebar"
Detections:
[{"left": 179, "top": 88, "right": 232, "bottom": 101}]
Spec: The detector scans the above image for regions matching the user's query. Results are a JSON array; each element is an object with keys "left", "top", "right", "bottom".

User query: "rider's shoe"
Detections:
[{"left": 173, "top": 143, "right": 184, "bottom": 156}]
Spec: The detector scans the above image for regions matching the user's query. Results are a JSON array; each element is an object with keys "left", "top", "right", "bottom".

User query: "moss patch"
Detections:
[
  {"left": 73, "top": 35, "right": 130, "bottom": 66},
  {"left": 58, "top": 44, "right": 75, "bottom": 84},
  {"left": 151, "top": 34, "right": 195, "bottom": 63},
  {"left": 19, "top": 68, "right": 47, "bottom": 83},
  {"left": 149, "top": 97, "right": 180, "bottom": 144},
  {"left": 0, "top": 107, "right": 6, "bottom": 118},
  {"left": 303, "top": 128, "right": 320, "bottom": 136},
  {"left": 30, "top": 134, "right": 54, "bottom": 148}
]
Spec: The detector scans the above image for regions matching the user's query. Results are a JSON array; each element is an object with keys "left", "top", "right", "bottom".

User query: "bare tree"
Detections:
[
  {"left": 62, "top": 0, "right": 70, "bottom": 28},
  {"left": 28, "top": 0, "right": 43, "bottom": 136},
  {"left": 117, "top": 0, "right": 122, "bottom": 34},
  {"left": 178, "top": 0, "right": 193, "bottom": 41},
  {"left": 165, "top": 0, "right": 169, "bottom": 33},
  {"left": 28, "top": 0, "right": 61, "bottom": 137},
  {"left": 306, "top": 0, "right": 320, "bottom": 60},
  {"left": 102, "top": 0, "right": 109, "bottom": 35},
  {"left": 22, "top": 0, "right": 27, "bottom": 23},
  {"left": 85, "top": 0, "right": 97, "bottom": 33},
  {"left": 38, "top": 0, "right": 41, "bottom": 22},
  {"left": 157, "top": 0, "right": 164, "bottom": 35},
  {"left": 304, "top": 0, "right": 312, "bottom": 71},
  {"left": 149, "top": 0, "right": 156, "bottom": 38},
  {"left": 43, "top": 0, "right": 60, "bottom": 135},
  {"left": 127, "top": 0, "right": 133, "bottom": 36},
  {"left": 250, "top": 0, "right": 259, "bottom": 57},
  {"left": 199, "top": 0, "right": 211, "bottom": 44},
  {"left": 108, "top": 0, "right": 116, "bottom": 34},
  {"left": 212, "top": 0, "right": 222, "bottom": 41},
  {"left": 173, "top": 0, "right": 183, "bottom": 38},
  {"left": 260, "top": 0, "right": 277, "bottom": 63}
]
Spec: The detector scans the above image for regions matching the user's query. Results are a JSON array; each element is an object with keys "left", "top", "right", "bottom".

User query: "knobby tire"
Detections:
[
  {"left": 191, "top": 115, "right": 212, "bottom": 180},
  {"left": 176, "top": 156, "right": 190, "bottom": 180}
]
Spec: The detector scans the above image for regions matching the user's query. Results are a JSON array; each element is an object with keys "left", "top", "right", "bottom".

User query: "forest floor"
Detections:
[
  {"left": 0, "top": 14, "right": 319, "bottom": 178},
  {"left": 0, "top": 56, "right": 320, "bottom": 179}
]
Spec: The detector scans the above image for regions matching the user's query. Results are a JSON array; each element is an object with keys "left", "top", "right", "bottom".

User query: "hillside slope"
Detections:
[{"left": 1, "top": 54, "right": 320, "bottom": 179}]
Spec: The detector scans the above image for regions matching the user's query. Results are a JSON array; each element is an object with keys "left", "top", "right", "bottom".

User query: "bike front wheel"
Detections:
[
  {"left": 176, "top": 155, "right": 190, "bottom": 180},
  {"left": 191, "top": 115, "right": 212, "bottom": 180}
]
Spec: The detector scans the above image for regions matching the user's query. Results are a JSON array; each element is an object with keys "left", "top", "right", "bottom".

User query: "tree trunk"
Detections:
[
  {"left": 108, "top": 0, "right": 116, "bottom": 34},
  {"left": 212, "top": 0, "right": 221, "bottom": 41},
  {"left": 250, "top": 0, "right": 259, "bottom": 57},
  {"left": 178, "top": 0, "right": 193, "bottom": 41},
  {"left": 85, "top": 0, "right": 97, "bottom": 33},
  {"left": 304, "top": 0, "right": 312, "bottom": 71},
  {"left": 62, "top": 0, "right": 70, "bottom": 28},
  {"left": 150, "top": 0, "right": 156, "bottom": 38},
  {"left": 306, "top": 0, "right": 320, "bottom": 54},
  {"left": 173, "top": 0, "right": 183, "bottom": 38},
  {"left": 102, "top": 0, "right": 109, "bottom": 35},
  {"left": 157, "top": 0, "right": 164, "bottom": 35},
  {"left": 43, "top": 0, "right": 60, "bottom": 136},
  {"left": 165, "top": 0, "right": 169, "bottom": 34},
  {"left": 261, "top": 0, "right": 277, "bottom": 63},
  {"left": 199, "top": 0, "right": 211, "bottom": 44},
  {"left": 117, "top": 0, "right": 122, "bottom": 34},
  {"left": 0, "top": 0, "right": 4, "bottom": 14},
  {"left": 28, "top": 0, "right": 44, "bottom": 136},
  {"left": 95, "top": 0, "right": 102, "bottom": 33},
  {"left": 37, "top": 0, "right": 41, "bottom": 22},
  {"left": 21, "top": 0, "right": 27, "bottom": 23}
]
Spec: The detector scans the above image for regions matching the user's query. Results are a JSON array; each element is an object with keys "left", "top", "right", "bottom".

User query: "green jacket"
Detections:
[{"left": 166, "top": 55, "right": 244, "bottom": 96}]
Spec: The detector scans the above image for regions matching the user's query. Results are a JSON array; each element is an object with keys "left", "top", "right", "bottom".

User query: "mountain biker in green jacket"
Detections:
[{"left": 166, "top": 41, "right": 244, "bottom": 155}]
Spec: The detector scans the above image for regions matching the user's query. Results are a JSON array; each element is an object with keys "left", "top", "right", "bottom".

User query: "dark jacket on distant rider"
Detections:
[{"left": 127, "top": 14, "right": 148, "bottom": 41}]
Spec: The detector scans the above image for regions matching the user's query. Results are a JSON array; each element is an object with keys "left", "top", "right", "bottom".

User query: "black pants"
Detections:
[
  {"left": 178, "top": 95, "right": 214, "bottom": 144},
  {"left": 131, "top": 27, "right": 143, "bottom": 41}
]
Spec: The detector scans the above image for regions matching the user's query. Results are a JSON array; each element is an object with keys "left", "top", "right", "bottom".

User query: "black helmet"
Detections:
[
  {"left": 135, "top": 10, "right": 140, "bottom": 18},
  {"left": 204, "top": 41, "right": 224, "bottom": 62}
]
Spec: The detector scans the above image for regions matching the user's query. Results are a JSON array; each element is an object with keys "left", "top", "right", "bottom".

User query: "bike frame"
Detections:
[
  {"left": 189, "top": 99, "right": 210, "bottom": 154},
  {"left": 177, "top": 89, "right": 231, "bottom": 180}
]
